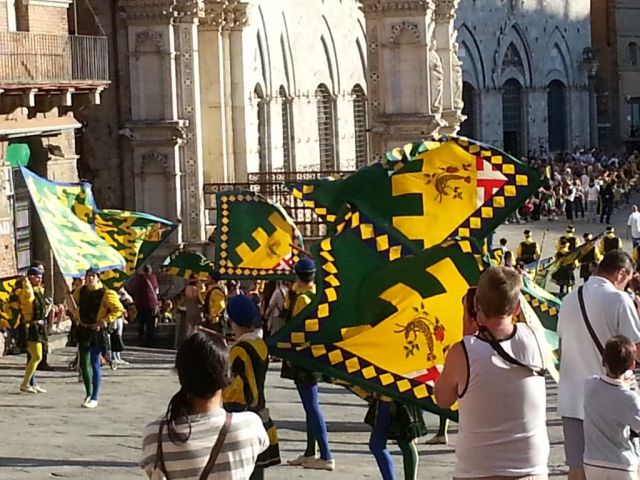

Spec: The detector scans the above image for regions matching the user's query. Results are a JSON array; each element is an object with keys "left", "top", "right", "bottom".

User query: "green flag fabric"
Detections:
[
  {"left": 21, "top": 167, "right": 126, "bottom": 276},
  {"left": 291, "top": 137, "right": 541, "bottom": 250},
  {"left": 215, "top": 190, "right": 304, "bottom": 280},
  {"left": 0, "top": 276, "right": 22, "bottom": 329},
  {"left": 20, "top": 167, "right": 176, "bottom": 282},
  {"left": 163, "top": 250, "right": 213, "bottom": 280}
]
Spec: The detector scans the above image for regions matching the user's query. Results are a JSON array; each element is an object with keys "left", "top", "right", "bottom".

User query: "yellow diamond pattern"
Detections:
[
  {"left": 311, "top": 345, "right": 327, "bottom": 357},
  {"left": 388, "top": 245, "right": 402, "bottom": 261},
  {"left": 516, "top": 174, "right": 528, "bottom": 186},
  {"left": 504, "top": 185, "right": 516, "bottom": 197},
  {"left": 413, "top": 384, "right": 429, "bottom": 399},
  {"left": 396, "top": 379, "right": 412, "bottom": 392},
  {"left": 379, "top": 373, "right": 394, "bottom": 386},
  {"left": 491, "top": 155, "right": 503, "bottom": 164},
  {"left": 362, "top": 366, "right": 377, "bottom": 379},
  {"left": 376, "top": 234, "right": 389, "bottom": 251},
  {"left": 360, "top": 223, "right": 374, "bottom": 240},
  {"left": 291, "top": 332, "right": 306, "bottom": 344},
  {"left": 325, "top": 287, "right": 337, "bottom": 302},
  {"left": 493, "top": 196, "right": 505, "bottom": 208},
  {"left": 458, "top": 227, "right": 470, "bottom": 237},
  {"left": 305, "top": 319, "right": 320, "bottom": 332},
  {"left": 345, "top": 357, "right": 361, "bottom": 373},
  {"left": 470, "top": 217, "right": 482, "bottom": 229},
  {"left": 501, "top": 164, "right": 515, "bottom": 175},
  {"left": 328, "top": 349, "right": 344, "bottom": 365},
  {"left": 481, "top": 207, "right": 493, "bottom": 218},
  {"left": 317, "top": 303, "right": 330, "bottom": 318}
]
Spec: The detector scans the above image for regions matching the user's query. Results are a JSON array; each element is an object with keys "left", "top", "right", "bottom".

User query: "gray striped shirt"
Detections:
[{"left": 141, "top": 409, "right": 268, "bottom": 479}]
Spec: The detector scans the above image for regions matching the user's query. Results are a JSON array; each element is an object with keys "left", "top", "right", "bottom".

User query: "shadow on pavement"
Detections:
[{"left": 0, "top": 456, "right": 137, "bottom": 468}]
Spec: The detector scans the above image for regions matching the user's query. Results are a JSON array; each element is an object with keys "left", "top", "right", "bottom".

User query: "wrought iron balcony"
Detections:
[{"left": 0, "top": 32, "right": 109, "bottom": 87}]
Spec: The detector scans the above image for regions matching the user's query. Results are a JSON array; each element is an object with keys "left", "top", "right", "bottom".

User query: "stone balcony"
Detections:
[{"left": 0, "top": 32, "right": 110, "bottom": 107}]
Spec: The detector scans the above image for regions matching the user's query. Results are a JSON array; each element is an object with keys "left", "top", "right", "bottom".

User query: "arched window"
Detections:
[
  {"left": 316, "top": 84, "right": 337, "bottom": 170},
  {"left": 502, "top": 79, "right": 523, "bottom": 156},
  {"left": 629, "top": 42, "right": 639, "bottom": 66},
  {"left": 279, "top": 86, "right": 294, "bottom": 170},
  {"left": 255, "top": 85, "right": 269, "bottom": 173},
  {"left": 547, "top": 80, "right": 568, "bottom": 152},
  {"left": 352, "top": 85, "right": 368, "bottom": 169}
]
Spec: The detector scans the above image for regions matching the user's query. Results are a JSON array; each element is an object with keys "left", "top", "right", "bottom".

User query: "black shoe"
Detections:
[{"left": 37, "top": 364, "right": 55, "bottom": 372}]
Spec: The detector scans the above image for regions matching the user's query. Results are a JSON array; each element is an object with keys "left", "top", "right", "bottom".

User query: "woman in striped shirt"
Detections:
[{"left": 140, "top": 333, "right": 268, "bottom": 479}]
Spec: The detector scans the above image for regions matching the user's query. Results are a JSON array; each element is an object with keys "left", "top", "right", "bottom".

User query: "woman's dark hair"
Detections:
[{"left": 165, "top": 332, "right": 230, "bottom": 443}]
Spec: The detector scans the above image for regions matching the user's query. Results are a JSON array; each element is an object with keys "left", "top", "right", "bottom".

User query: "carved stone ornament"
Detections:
[
  {"left": 389, "top": 21, "right": 421, "bottom": 44},
  {"left": 429, "top": 45, "right": 444, "bottom": 113},
  {"left": 202, "top": 0, "right": 226, "bottom": 30},
  {"left": 434, "top": 0, "right": 459, "bottom": 22},
  {"left": 120, "top": 0, "right": 204, "bottom": 23},
  {"left": 140, "top": 150, "right": 170, "bottom": 174},
  {"left": 358, "top": 0, "right": 435, "bottom": 15},
  {"left": 135, "top": 30, "right": 163, "bottom": 52}
]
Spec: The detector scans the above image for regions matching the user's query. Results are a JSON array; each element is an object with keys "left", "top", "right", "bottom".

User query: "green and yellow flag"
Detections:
[
  {"left": 21, "top": 167, "right": 126, "bottom": 276},
  {"left": 269, "top": 206, "right": 483, "bottom": 418},
  {"left": 96, "top": 209, "right": 177, "bottom": 289},
  {"left": 21, "top": 168, "right": 177, "bottom": 283},
  {"left": 0, "top": 276, "right": 22, "bottom": 330},
  {"left": 163, "top": 250, "right": 213, "bottom": 280},
  {"left": 215, "top": 190, "right": 304, "bottom": 279},
  {"left": 291, "top": 136, "right": 540, "bottom": 249}
]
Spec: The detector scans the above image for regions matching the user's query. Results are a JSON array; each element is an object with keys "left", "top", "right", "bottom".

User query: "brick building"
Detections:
[
  {"left": 0, "top": 0, "right": 109, "bottom": 294},
  {"left": 592, "top": 0, "right": 640, "bottom": 151}
]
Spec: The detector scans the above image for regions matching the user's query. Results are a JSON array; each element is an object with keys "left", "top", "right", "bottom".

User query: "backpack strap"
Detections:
[
  {"left": 199, "top": 413, "right": 232, "bottom": 479},
  {"left": 478, "top": 326, "right": 546, "bottom": 377},
  {"left": 577, "top": 286, "right": 604, "bottom": 355}
]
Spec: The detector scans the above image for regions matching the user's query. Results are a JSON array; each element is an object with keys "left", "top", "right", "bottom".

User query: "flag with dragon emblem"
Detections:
[
  {"left": 290, "top": 137, "right": 540, "bottom": 249},
  {"left": 96, "top": 210, "right": 177, "bottom": 289},
  {"left": 163, "top": 250, "right": 214, "bottom": 280},
  {"left": 20, "top": 168, "right": 126, "bottom": 276},
  {"left": 268, "top": 204, "right": 483, "bottom": 418},
  {"left": 214, "top": 190, "right": 304, "bottom": 279},
  {"left": 0, "top": 276, "right": 22, "bottom": 330}
]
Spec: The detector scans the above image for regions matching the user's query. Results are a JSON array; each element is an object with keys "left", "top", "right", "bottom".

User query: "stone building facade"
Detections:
[
  {"left": 0, "top": 0, "right": 109, "bottom": 288},
  {"left": 591, "top": 0, "right": 640, "bottom": 151},
  {"left": 456, "top": 0, "right": 592, "bottom": 157}
]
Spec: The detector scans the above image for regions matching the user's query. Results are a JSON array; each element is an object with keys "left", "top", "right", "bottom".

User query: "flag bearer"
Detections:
[
  {"left": 516, "top": 230, "right": 540, "bottom": 266},
  {"left": 600, "top": 226, "right": 622, "bottom": 254}
]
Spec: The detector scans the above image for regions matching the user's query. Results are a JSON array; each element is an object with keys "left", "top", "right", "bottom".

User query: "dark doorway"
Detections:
[
  {"left": 547, "top": 80, "right": 567, "bottom": 152},
  {"left": 502, "top": 78, "right": 524, "bottom": 157},
  {"left": 459, "top": 82, "right": 477, "bottom": 139}
]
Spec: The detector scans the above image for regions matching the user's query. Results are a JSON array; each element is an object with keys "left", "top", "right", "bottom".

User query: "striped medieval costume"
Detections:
[{"left": 223, "top": 331, "right": 281, "bottom": 474}]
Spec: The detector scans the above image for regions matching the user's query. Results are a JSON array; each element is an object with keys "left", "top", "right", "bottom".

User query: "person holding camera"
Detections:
[{"left": 434, "top": 266, "right": 549, "bottom": 480}]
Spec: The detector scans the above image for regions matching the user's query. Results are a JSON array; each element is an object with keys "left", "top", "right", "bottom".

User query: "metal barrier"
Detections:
[{"left": 203, "top": 170, "right": 354, "bottom": 240}]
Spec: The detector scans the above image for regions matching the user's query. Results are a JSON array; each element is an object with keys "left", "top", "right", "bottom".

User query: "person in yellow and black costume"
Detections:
[
  {"left": 281, "top": 258, "right": 335, "bottom": 471},
  {"left": 202, "top": 269, "right": 226, "bottom": 334},
  {"left": 223, "top": 295, "right": 281, "bottom": 480},
  {"left": 557, "top": 225, "right": 581, "bottom": 253},
  {"left": 579, "top": 233, "right": 602, "bottom": 282},
  {"left": 552, "top": 238, "right": 579, "bottom": 296},
  {"left": 18, "top": 266, "right": 50, "bottom": 394},
  {"left": 600, "top": 226, "right": 622, "bottom": 254},
  {"left": 72, "top": 268, "right": 124, "bottom": 409},
  {"left": 516, "top": 230, "right": 540, "bottom": 266}
]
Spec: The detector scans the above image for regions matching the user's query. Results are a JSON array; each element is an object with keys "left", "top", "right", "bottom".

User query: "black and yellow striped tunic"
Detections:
[{"left": 223, "top": 333, "right": 281, "bottom": 469}]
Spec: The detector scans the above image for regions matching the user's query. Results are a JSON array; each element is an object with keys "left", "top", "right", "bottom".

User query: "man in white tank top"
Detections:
[{"left": 435, "top": 266, "right": 550, "bottom": 479}]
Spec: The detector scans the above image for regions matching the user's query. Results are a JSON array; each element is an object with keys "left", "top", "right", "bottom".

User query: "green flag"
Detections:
[
  {"left": 269, "top": 205, "right": 483, "bottom": 418},
  {"left": 0, "top": 276, "right": 22, "bottom": 329},
  {"left": 215, "top": 190, "right": 304, "bottom": 279},
  {"left": 163, "top": 250, "right": 213, "bottom": 280}
]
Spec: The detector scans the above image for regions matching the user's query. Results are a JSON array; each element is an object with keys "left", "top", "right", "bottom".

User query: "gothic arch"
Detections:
[
  {"left": 135, "top": 30, "right": 163, "bottom": 53},
  {"left": 356, "top": 38, "right": 367, "bottom": 86},
  {"left": 457, "top": 24, "right": 485, "bottom": 89},
  {"left": 493, "top": 22, "right": 533, "bottom": 88},
  {"left": 280, "top": 12, "right": 297, "bottom": 92},
  {"left": 320, "top": 15, "right": 340, "bottom": 93},
  {"left": 389, "top": 22, "right": 420, "bottom": 44},
  {"left": 544, "top": 27, "right": 573, "bottom": 86}
]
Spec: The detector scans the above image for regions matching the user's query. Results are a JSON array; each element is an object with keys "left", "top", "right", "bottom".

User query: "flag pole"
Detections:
[
  {"left": 290, "top": 243, "right": 312, "bottom": 257},
  {"left": 533, "top": 229, "right": 549, "bottom": 279}
]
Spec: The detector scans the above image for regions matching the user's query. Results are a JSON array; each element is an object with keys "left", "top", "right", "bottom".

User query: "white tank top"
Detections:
[{"left": 454, "top": 325, "right": 550, "bottom": 477}]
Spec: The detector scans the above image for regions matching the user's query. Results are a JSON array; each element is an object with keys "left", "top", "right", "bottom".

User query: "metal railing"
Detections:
[
  {"left": 204, "top": 170, "right": 355, "bottom": 240},
  {"left": 0, "top": 32, "right": 109, "bottom": 85}
]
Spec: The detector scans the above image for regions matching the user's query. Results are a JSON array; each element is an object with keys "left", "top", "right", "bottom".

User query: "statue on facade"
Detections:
[
  {"left": 429, "top": 45, "right": 444, "bottom": 114},
  {"left": 452, "top": 42, "right": 464, "bottom": 111}
]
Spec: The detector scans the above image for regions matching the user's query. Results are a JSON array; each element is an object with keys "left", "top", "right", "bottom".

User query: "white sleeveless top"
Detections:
[{"left": 454, "top": 325, "right": 550, "bottom": 478}]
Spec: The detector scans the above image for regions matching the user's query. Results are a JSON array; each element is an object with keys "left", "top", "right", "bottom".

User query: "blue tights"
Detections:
[
  {"left": 295, "top": 383, "right": 332, "bottom": 460},
  {"left": 370, "top": 401, "right": 396, "bottom": 480}
]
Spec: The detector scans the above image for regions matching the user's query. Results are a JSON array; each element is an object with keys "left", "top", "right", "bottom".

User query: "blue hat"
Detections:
[
  {"left": 27, "top": 266, "right": 44, "bottom": 276},
  {"left": 295, "top": 258, "right": 316, "bottom": 274},
  {"left": 208, "top": 269, "right": 221, "bottom": 281},
  {"left": 227, "top": 295, "right": 259, "bottom": 328}
]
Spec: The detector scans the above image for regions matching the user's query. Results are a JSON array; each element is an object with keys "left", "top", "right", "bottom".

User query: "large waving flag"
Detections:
[
  {"left": 291, "top": 137, "right": 540, "bottom": 249},
  {"left": 21, "top": 168, "right": 126, "bottom": 276},
  {"left": 0, "top": 276, "right": 22, "bottom": 329},
  {"left": 163, "top": 250, "right": 213, "bottom": 280},
  {"left": 268, "top": 136, "right": 540, "bottom": 417},
  {"left": 215, "top": 190, "right": 304, "bottom": 279},
  {"left": 21, "top": 168, "right": 176, "bottom": 282},
  {"left": 269, "top": 205, "right": 483, "bottom": 418}
]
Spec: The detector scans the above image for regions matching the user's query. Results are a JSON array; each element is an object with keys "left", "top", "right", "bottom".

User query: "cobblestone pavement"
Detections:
[
  {"left": 0, "top": 346, "right": 567, "bottom": 480},
  {"left": 2, "top": 203, "right": 636, "bottom": 479}
]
